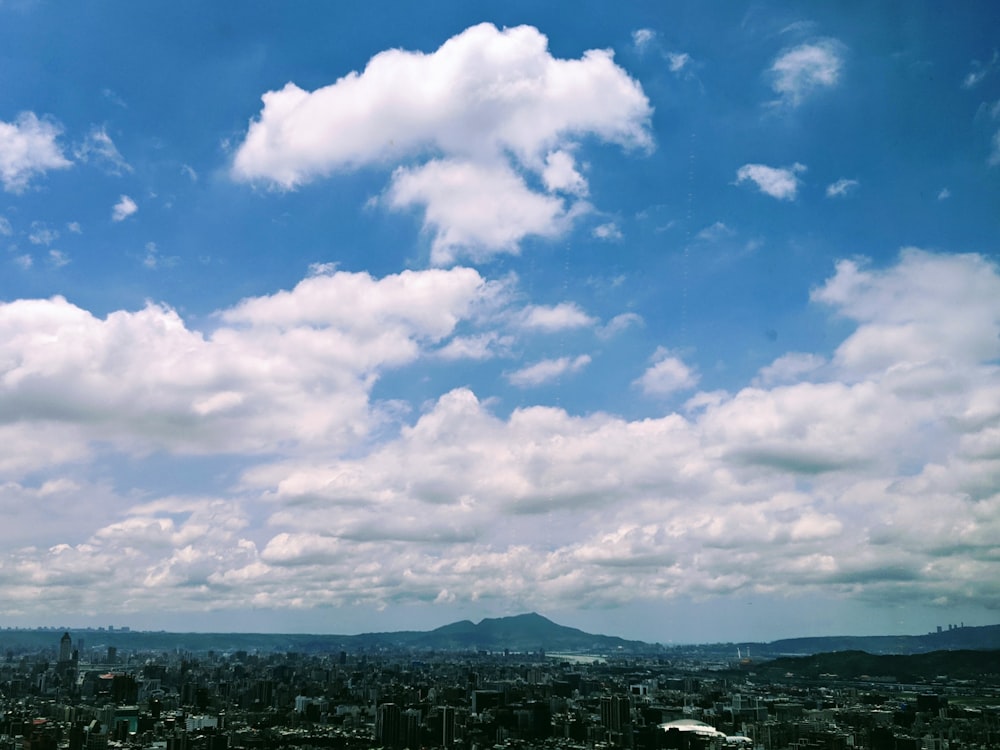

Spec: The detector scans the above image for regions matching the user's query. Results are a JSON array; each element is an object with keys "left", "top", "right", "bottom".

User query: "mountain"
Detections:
[
  {"left": 757, "top": 624, "right": 1000, "bottom": 657},
  {"left": 341, "top": 612, "right": 650, "bottom": 652},
  {"left": 415, "top": 612, "right": 644, "bottom": 652},
  {"left": 0, "top": 613, "right": 653, "bottom": 655}
]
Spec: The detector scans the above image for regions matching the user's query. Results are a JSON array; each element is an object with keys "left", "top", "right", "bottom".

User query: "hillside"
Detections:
[{"left": 759, "top": 624, "right": 1000, "bottom": 657}]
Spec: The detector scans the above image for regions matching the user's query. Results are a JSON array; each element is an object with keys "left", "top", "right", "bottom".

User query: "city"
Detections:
[{"left": 2, "top": 625, "right": 998, "bottom": 750}]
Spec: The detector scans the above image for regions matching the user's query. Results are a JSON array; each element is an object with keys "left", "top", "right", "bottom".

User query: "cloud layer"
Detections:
[{"left": 1, "top": 249, "right": 998, "bottom": 619}]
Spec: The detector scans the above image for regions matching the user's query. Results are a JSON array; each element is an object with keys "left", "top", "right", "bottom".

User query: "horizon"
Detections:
[
  {"left": 1, "top": 1, "right": 998, "bottom": 646},
  {"left": 3, "top": 612, "right": 992, "bottom": 646}
]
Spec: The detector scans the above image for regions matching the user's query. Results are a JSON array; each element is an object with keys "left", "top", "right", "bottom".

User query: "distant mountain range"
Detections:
[
  {"left": 0, "top": 613, "right": 648, "bottom": 656},
  {"left": 2, "top": 614, "right": 999, "bottom": 657},
  {"left": 758, "top": 623, "right": 1000, "bottom": 657}
]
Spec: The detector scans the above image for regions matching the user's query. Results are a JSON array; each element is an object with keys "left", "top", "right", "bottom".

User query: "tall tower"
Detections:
[
  {"left": 375, "top": 703, "right": 401, "bottom": 748},
  {"left": 441, "top": 706, "right": 456, "bottom": 747},
  {"left": 59, "top": 632, "right": 72, "bottom": 662}
]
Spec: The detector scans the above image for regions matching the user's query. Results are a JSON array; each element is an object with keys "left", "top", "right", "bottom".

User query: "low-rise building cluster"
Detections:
[{"left": 1, "top": 632, "right": 998, "bottom": 750}]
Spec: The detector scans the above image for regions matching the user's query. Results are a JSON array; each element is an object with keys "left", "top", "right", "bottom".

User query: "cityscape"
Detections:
[
  {"left": 1, "top": 617, "right": 999, "bottom": 750},
  {"left": 3, "top": 3, "right": 1000, "bottom": 750}
]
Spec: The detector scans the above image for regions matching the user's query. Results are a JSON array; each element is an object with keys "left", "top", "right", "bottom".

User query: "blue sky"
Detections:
[{"left": 1, "top": 0, "right": 999, "bottom": 643}]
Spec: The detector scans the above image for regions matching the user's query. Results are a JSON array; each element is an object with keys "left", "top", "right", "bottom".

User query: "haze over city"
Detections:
[{"left": 1, "top": 1, "right": 999, "bottom": 644}]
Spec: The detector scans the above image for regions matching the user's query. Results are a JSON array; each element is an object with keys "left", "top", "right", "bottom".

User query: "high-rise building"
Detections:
[
  {"left": 441, "top": 706, "right": 456, "bottom": 747},
  {"left": 59, "top": 633, "right": 72, "bottom": 663},
  {"left": 375, "top": 703, "right": 401, "bottom": 748},
  {"left": 600, "top": 695, "right": 630, "bottom": 732}
]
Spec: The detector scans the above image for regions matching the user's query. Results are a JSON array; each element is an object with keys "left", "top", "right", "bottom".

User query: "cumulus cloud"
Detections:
[
  {"left": 387, "top": 159, "right": 572, "bottom": 265},
  {"left": 0, "top": 112, "right": 72, "bottom": 192},
  {"left": 634, "top": 347, "right": 698, "bottom": 395},
  {"left": 2, "top": 250, "right": 1000, "bottom": 620},
  {"left": 112, "top": 194, "right": 138, "bottom": 221},
  {"left": 769, "top": 39, "right": 844, "bottom": 105},
  {"left": 518, "top": 302, "right": 596, "bottom": 331},
  {"left": 231, "top": 23, "right": 651, "bottom": 263},
  {"left": 754, "top": 352, "right": 826, "bottom": 386},
  {"left": 736, "top": 162, "right": 806, "bottom": 200},
  {"left": 0, "top": 217, "right": 11, "bottom": 236},
  {"left": 812, "top": 248, "right": 1000, "bottom": 376},
  {"left": 507, "top": 354, "right": 591, "bottom": 387},
  {"left": 826, "top": 178, "right": 859, "bottom": 197},
  {"left": 0, "top": 266, "right": 493, "bottom": 465}
]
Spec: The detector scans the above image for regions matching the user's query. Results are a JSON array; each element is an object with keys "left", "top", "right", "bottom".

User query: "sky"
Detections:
[{"left": 1, "top": 1, "right": 999, "bottom": 645}]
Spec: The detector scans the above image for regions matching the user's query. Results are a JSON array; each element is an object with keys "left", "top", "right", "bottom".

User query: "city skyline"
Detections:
[{"left": 1, "top": 2, "right": 999, "bottom": 644}]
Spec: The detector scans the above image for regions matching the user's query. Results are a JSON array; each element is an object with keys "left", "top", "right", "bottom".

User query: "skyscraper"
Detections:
[{"left": 59, "top": 633, "right": 72, "bottom": 663}]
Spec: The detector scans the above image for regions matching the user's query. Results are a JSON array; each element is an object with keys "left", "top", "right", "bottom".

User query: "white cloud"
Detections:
[
  {"left": 632, "top": 28, "right": 656, "bottom": 51},
  {"left": 28, "top": 222, "right": 58, "bottom": 245},
  {"left": 812, "top": 248, "right": 1000, "bottom": 377},
  {"left": 597, "top": 312, "right": 642, "bottom": 339},
  {"left": 518, "top": 302, "right": 596, "bottom": 332},
  {"left": 962, "top": 51, "right": 998, "bottom": 89},
  {"left": 0, "top": 216, "right": 12, "bottom": 236},
  {"left": 507, "top": 354, "right": 591, "bottom": 387},
  {"left": 3, "top": 250, "right": 1000, "bottom": 619},
  {"left": 634, "top": 347, "right": 698, "bottom": 395},
  {"left": 695, "top": 221, "right": 735, "bottom": 241},
  {"left": 67, "top": 221, "right": 82, "bottom": 233},
  {"left": 541, "top": 150, "right": 588, "bottom": 196},
  {"left": 74, "top": 126, "right": 131, "bottom": 175},
  {"left": 937, "top": 187, "right": 951, "bottom": 201},
  {"left": 0, "top": 112, "right": 72, "bottom": 193},
  {"left": 112, "top": 194, "right": 138, "bottom": 222},
  {"left": 0, "top": 266, "right": 493, "bottom": 465},
  {"left": 736, "top": 162, "right": 805, "bottom": 200},
  {"left": 387, "top": 159, "right": 574, "bottom": 265},
  {"left": 232, "top": 23, "right": 651, "bottom": 262},
  {"left": 181, "top": 164, "right": 198, "bottom": 182},
  {"left": 769, "top": 40, "right": 844, "bottom": 106},
  {"left": 12, "top": 254, "right": 32, "bottom": 270},
  {"left": 754, "top": 352, "right": 826, "bottom": 386},
  {"left": 142, "top": 241, "right": 178, "bottom": 270},
  {"left": 592, "top": 222, "right": 622, "bottom": 241},
  {"left": 667, "top": 52, "right": 690, "bottom": 73},
  {"left": 964, "top": 69, "right": 988, "bottom": 89},
  {"left": 825, "top": 178, "right": 859, "bottom": 197},
  {"left": 48, "top": 249, "right": 69, "bottom": 268},
  {"left": 435, "top": 332, "right": 512, "bottom": 361}
]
